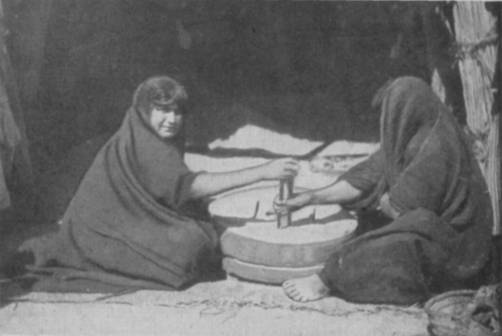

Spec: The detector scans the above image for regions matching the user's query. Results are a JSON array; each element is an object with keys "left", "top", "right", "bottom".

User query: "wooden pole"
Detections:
[
  {"left": 0, "top": 0, "right": 34, "bottom": 217},
  {"left": 277, "top": 178, "right": 293, "bottom": 229},
  {"left": 453, "top": 2, "right": 500, "bottom": 237}
]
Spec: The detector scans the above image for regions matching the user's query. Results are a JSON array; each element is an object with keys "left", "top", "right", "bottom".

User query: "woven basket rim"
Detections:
[
  {"left": 424, "top": 289, "right": 476, "bottom": 313},
  {"left": 425, "top": 290, "right": 498, "bottom": 336}
]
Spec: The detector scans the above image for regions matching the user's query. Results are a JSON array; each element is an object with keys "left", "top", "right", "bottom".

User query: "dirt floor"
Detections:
[{"left": 0, "top": 279, "right": 428, "bottom": 336}]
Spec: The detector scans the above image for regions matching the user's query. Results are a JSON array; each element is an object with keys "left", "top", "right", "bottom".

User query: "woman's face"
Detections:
[{"left": 149, "top": 106, "right": 183, "bottom": 139}]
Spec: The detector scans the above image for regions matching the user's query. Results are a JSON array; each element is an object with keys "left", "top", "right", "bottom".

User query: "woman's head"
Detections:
[
  {"left": 133, "top": 76, "right": 188, "bottom": 139},
  {"left": 375, "top": 77, "right": 439, "bottom": 128},
  {"left": 374, "top": 77, "right": 441, "bottom": 149},
  {"left": 373, "top": 76, "right": 447, "bottom": 180}
]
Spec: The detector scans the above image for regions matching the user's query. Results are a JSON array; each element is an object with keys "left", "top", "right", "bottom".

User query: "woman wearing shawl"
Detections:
[
  {"left": 23, "top": 76, "right": 299, "bottom": 289},
  {"left": 276, "top": 76, "right": 493, "bottom": 305}
]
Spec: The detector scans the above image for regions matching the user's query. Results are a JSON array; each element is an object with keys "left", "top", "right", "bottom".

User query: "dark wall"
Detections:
[{"left": 7, "top": 1, "right": 435, "bottom": 172}]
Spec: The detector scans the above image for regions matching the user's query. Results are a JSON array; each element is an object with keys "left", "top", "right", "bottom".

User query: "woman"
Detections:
[
  {"left": 276, "top": 76, "right": 493, "bottom": 305},
  {"left": 23, "top": 75, "right": 299, "bottom": 289}
]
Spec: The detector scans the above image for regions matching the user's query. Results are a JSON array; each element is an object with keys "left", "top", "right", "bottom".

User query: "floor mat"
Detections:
[{"left": 0, "top": 279, "right": 428, "bottom": 336}]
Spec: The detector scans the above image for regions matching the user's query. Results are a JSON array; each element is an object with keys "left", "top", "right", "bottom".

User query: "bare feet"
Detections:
[{"left": 282, "top": 274, "right": 330, "bottom": 302}]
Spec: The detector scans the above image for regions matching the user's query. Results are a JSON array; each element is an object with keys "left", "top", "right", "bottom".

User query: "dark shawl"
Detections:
[
  {"left": 342, "top": 77, "right": 492, "bottom": 226},
  {"left": 330, "top": 77, "right": 492, "bottom": 297},
  {"left": 28, "top": 81, "right": 218, "bottom": 289}
]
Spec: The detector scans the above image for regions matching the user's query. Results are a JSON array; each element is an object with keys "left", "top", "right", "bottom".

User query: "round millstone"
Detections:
[{"left": 209, "top": 186, "right": 357, "bottom": 270}]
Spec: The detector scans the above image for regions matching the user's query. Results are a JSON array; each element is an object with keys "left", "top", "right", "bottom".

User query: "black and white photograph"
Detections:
[{"left": 0, "top": 1, "right": 500, "bottom": 335}]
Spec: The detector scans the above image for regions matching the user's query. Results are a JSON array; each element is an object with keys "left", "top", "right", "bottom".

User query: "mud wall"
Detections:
[{"left": 6, "top": 1, "right": 438, "bottom": 171}]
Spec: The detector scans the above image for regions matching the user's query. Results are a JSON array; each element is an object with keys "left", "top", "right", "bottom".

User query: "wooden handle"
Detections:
[{"left": 277, "top": 178, "right": 293, "bottom": 229}]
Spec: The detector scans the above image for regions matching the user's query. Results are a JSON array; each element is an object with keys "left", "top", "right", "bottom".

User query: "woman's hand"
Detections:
[
  {"left": 189, "top": 158, "right": 298, "bottom": 199},
  {"left": 379, "top": 193, "right": 400, "bottom": 219},
  {"left": 261, "top": 158, "right": 300, "bottom": 180},
  {"left": 273, "top": 192, "right": 313, "bottom": 215}
]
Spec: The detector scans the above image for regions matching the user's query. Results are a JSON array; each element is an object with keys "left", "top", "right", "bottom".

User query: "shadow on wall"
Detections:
[
  {"left": 185, "top": 91, "right": 373, "bottom": 149},
  {"left": 27, "top": 0, "right": 428, "bottom": 165}
]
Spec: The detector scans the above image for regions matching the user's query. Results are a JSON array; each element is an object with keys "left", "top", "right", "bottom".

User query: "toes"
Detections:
[
  {"left": 283, "top": 288, "right": 296, "bottom": 300},
  {"left": 283, "top": 286, "right": 298, "bottom": 299},
  {"left": 282, "top": 284, "right": 294, "bottom": 295},
  {"left": 299, "top": 296, "right": 309, "bottom": 303},
  {"left": 282, "top": 281, "right": 292, "bottom": 290},
  {"left": 286, "top": 289, "right": 304, "bottom": 302},
  {"left": 289, "top": 288, "right": 300, "bottom": 297},
  {"left": 283, "top": 278, "right": 327, "bottom": 303},
  {"left": 283, "top": 280, "right": 293, "bottom": 288},
  {"left": 287, "top": 287, "right": 300, "bottom": 298},
  {"left": 291, "top": 293, "right": 303, "bottom": 302}
]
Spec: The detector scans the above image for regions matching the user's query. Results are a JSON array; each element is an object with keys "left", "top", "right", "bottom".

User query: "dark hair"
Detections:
[{"left": 133, "top": 76, "right": 188, "bottom": 117}]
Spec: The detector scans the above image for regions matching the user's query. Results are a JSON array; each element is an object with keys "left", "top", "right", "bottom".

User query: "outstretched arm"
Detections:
[
  {"left": 188, "top": 158, "right": 299, "bottom": 199},
  {"left": 274, "top": 179, "right": 363, "bottom": 214},
  {"left": 309, "top": 179, "right": 363, "bottom": 205}
]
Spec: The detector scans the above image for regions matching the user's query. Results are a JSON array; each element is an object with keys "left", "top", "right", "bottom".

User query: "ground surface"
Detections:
[{"left": 0, "top": 279, "right": 428, "bottom": 336}]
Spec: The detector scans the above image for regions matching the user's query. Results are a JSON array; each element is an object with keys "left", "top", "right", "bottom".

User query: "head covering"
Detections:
[
  {"left": 321, "top": 77, "right": 493, "bottom": 303},
  {"left": 377, "top": 77, "right": 440, "bottom": 181},
  {"left": 35, "top": 76, "right": 218, "bottom": 289},
  {"left": 122, "top": 76, "right": 191, "bottom": 202},
  {"left": 342, "top": 76, "right": 489, "bottom": 225},
  {"left": 131, "top": 75, "right": 188, "bottom": 152},
  {"left": 376, "top": 77, "right": 484, "bottom": 226}
]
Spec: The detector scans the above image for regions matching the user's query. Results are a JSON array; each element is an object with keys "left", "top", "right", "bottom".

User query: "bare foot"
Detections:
[{"left": 282, "top": 274, "right": 330, "bottom": 302}]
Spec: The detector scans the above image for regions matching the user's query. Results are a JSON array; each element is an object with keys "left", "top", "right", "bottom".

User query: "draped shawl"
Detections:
[
  {"left": 32, "top": 81, "right": 218, "bottom": 289},
  {"left": 337, "top": 76, "right": 492, "bottom": 283}
]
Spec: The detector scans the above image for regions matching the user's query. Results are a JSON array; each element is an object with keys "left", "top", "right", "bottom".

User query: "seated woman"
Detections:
[
  {"left": 23, "top": 75, "right": 299, "bottom": 289},
  {"left": 275, "top": 76, "right": 493, "bottom": 305}
]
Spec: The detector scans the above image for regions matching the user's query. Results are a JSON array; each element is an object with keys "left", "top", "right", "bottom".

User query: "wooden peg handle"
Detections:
[{"left": 277, "top": 178, "right": 293, "bottom": 229}]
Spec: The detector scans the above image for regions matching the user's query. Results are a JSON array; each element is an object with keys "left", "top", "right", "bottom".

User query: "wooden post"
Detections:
[
  {"left": 0, "top": 0, "right": 34, "bottom": 217},
  {"left": 420, "top": 3, "right": 468, "bottom": 126},
  {"left": 453, "top": 2, "right": 500, "bottom": 238}
]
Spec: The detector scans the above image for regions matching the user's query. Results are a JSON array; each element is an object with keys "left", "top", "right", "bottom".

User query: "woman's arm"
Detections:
[
  {"left": 310, "top": 180, "right": 363, "bottom": 205},
  {"left": 188, "top": 158, "right": 299, "bottom": 199},
  {"left": 274, "top": 179, "right": 363, "bottom": 214}
]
